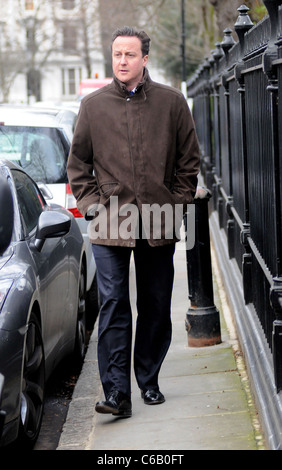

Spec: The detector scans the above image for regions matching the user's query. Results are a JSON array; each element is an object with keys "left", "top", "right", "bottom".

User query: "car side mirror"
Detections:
[
  {"left": 32, "top": 211, "right": 71, "bottom": 252},
  {"left": 0, "top": 176, "right": 14, "bottom": 256}
]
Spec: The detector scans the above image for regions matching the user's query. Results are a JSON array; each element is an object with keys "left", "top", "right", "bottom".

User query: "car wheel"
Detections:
[
  {"left": 74, "top": 264, "right": 87, "bottom": 363},
  {"left": 19, "top": 313, "right": 45, "bottom": 447},
  {"left": 85, "top": 273, "right": 100, "bottom": 330}
]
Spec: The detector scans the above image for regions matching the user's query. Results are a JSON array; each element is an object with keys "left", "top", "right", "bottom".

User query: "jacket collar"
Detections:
[{"left": 113, "top": 68, "right": 151, "bottom": 100}]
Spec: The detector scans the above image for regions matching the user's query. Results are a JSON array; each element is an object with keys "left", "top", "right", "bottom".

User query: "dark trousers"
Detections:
[{"left": 92, "top": 240, "right": 175, "bottom": 398}]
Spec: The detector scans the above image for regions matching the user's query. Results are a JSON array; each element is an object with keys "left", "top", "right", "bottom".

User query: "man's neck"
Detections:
[{"left": 125, "top": 69, "right": 146, "bottom": 91}]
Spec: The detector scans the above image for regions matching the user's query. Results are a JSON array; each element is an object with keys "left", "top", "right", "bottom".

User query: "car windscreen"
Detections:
[{"left": 0, "top": 126, "right": 68, "bottom": 184}]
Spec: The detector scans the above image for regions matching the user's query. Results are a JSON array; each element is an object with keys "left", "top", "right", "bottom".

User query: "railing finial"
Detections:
[
  {"left": 213, "top": 42, "right": 224, "bottom": 62},
  {"left": 221, "top": 28, "right": 236, "bottom": 56},
  {"left": 234, "top": 4, "right": 254, "bottom": 52}
]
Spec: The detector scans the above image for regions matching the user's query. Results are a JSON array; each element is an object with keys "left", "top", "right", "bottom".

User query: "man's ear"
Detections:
[{"left": 143, "top": 55, "right": 149, "bottom": 67}]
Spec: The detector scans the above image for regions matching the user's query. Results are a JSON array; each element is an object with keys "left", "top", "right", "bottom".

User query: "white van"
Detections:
[{"left": 78, "top": 78, "right": 112, "bottom": 100}]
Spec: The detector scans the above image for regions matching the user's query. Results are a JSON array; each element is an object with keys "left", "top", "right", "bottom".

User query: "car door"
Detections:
[{"left": 12, "top": 169, "right": 70, "bottom": 367}]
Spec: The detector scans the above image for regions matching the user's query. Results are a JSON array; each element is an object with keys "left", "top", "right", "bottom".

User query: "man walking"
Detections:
[{"left": 67, "top": 26, "right": 200, "bottom": 418}]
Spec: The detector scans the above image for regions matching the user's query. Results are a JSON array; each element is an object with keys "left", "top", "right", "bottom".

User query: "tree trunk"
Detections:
[{"left": 209, "top": 0, "right": 264, "bottom": 38}]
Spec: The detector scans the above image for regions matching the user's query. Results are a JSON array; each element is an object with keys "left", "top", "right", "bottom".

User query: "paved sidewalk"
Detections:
[{"left": 57, "top": 240, "right": 265, "bottom": 451}]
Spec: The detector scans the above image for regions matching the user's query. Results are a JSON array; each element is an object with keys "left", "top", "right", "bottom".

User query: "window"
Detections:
[
  {"left": 63, "top": 25, "right": 77, "bottom": 51},
  {"left": 26, "top": 26, "right": 36, "bottom": 51},
  {"left": 68, "top": 69, "right": 76, "bottom": 95},
  {"left": 0, "top": 126, "right": 68, "bottom": 183},
  {"left": 62, "top": 0, "right": 75, "bottom": 10},
  {"left": 12, "top": 170, "right": 44, "bottom": 236},
  {"left": 25, "top": 0, "right": 34, "bottom": 10},
  {"left": 62, "top": 68, "right": 81, "bottom": 96}
]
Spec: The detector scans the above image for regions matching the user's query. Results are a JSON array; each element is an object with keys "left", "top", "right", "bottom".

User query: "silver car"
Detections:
[
  {"left": 0, "top": 105, "right": 99, "bottom": 330},
  {"left": 0, "top": 159, "right": 88, "bottom": 448}
]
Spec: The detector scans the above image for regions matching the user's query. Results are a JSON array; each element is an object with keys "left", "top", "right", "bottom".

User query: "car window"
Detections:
[
  {"left": 0, "top": 126, "right": 68, "bottom": 183},
  {"left": 12, "top": 169, "right": 45, "bottom": 236}
]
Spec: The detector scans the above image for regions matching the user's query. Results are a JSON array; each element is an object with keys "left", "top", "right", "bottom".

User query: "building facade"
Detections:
[{"left": 0, "top": 0, "right": 105, "bottom": 103}]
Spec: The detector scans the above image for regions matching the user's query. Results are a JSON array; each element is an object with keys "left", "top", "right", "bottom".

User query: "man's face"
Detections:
[{"left": 112, "top": 36, "right": 148, "bottom": 90}]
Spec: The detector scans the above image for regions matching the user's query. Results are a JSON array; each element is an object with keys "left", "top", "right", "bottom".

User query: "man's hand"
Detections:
[{"left": 194, "top": 187, "right": 211, "bottom": 200}]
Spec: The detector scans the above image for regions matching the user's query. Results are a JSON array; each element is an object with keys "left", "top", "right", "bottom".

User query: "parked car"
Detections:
[
  {"left": 0, "top": 173, "right": 14, "bottom": 442},
  {"left": 0, "top": 172, "right": 14, "bottom": 256},
  {"left": 0, "top": 105, "right": 99, "bottom": 329},
  {"left": 32, "top": 100, "right": 81, "bottom": 113},
  {"left": 0, "top": 374, "right": 5, "bottom": 441},
  {"left": 0, "top": 159, "right": 88, "bottom": 447}
]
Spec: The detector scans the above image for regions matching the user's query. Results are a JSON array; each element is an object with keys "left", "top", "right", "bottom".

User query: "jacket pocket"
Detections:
[
  {"left": 100, "top": 181, "right": 119, "bottom": 195},
  {"left": 162, "top": 180, "right": 184, "bottom": 206},
  {"left": 163, "top": 179, "right": 174, "bottom": 192},
  {"left": 99, "top": 181, "right": 120, "bottom": 205}
]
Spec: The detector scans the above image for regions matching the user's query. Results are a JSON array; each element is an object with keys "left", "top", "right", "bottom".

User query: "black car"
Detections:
[{"left": 0, "top": 159, "right": 88, "bottom": 448}]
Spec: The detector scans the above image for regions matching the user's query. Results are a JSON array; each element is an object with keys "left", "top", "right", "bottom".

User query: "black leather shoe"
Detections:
[
  {"left": 95, "top": 390, "right": 132, "bottom": 417},
  {"left": 141, "top": 389, "right": 165, "bottom": 405}
]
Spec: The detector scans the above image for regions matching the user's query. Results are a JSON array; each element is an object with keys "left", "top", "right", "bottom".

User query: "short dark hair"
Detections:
[{"left": 112, "top": 26, "right": 151, "bottom": 57}]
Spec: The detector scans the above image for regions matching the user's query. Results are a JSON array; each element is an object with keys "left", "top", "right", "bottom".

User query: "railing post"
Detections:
[
  {"left": 221, "top": 70, "right": 235, "bottom": 259},
  {"left": 210, "top": 41, "right": 225, "bottom": 214},
  {"left": 263, "top": 0, "right": 282, "bottom": 279},
  {"left": 185, "top": 188, "right": 221, "bottom": 347},
  {"left": 263, "top": 0, "right": 282, "bottom": 393},
  {"left": 200, "top": 57, "right": 213, "bottom": 187},
  {"left": 234, "top": 6, "right": 254, "bottom": 304},
  {"left": 263, "top": 0, "right": 282, "bottom": 44}
]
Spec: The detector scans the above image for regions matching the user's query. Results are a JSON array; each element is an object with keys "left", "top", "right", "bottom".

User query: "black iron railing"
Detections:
[{"left": 187, "top": 1, "right": 282, "bottom": 392}]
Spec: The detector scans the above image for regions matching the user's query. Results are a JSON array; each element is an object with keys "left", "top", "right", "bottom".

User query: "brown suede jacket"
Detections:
[{"left": 67, "top": 69, "right": 200, "bottom": 247}]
